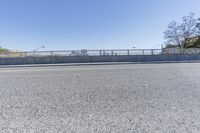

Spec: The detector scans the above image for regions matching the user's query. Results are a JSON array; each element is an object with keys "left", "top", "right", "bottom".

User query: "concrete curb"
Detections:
[{"left": 0, "top": 60, "right": 200, "bottom": 68}]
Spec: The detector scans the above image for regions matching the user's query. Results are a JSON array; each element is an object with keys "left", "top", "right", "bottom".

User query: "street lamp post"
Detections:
[
  {"left": 33, "top": 46, "right": 45, "bottom": 55},
  {"left": 33, "top": 46, "right": 45, "bottom": 52}
]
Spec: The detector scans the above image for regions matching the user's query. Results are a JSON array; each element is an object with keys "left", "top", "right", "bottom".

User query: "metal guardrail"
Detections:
[
  {"left": 0, "top": 48, "right": 200, "bottom": 58},
  {"left": 0, "top": 49, "right": 162, "bottom": 58},
  {"left": 162, "top": 48, "right": 200, "bottom": 54}
]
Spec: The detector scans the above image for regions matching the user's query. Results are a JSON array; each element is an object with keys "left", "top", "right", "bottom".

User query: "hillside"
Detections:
[
  {"left": 0, "top": 47, "right": 9, "bottom": 53},
  {"left": 185, "top": 36, "right": 200, "bottom": 48}
]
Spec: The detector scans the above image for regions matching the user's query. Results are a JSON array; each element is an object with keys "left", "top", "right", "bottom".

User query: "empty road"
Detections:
[{"left": 0, "top": 63, "right": 200, "bottom": 132}]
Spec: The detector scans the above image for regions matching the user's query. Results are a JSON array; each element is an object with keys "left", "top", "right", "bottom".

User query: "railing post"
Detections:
[
  {"left": 100, "top": 50, "right": 102, "bottom": 56},
  {"left": 174, "top": 48, "right": 176, "bottom": 54},
  {"left": 151, "top": 49, "right": 153, "bottom": 55},
  {"left": 142, "top": 50, "right": 144, "bottom": 55},
  {"left": 24, "top": 52, "right": 27, "bottom": 57},
  {"left": 51, "top": 51, "right": 53, "bottom": 56},
  {"left": 127, "top": 50, "right": 130, "bottom": 55}
]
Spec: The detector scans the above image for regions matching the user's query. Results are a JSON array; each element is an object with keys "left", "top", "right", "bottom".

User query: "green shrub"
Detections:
[{"left": 0, "top": 47, "right": 9, "bottom": 53}]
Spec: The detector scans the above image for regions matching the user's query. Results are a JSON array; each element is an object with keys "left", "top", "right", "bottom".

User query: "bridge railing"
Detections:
[
  {"left": 0, "top": 49, "right": 163, "bottom": 58},
  {"left": 0, "top": 48, "right": 200, "bottom": 58}
]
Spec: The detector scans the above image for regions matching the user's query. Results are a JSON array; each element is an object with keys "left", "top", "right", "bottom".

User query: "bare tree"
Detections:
[
  {"left": 164, "top": 21, "right": 182, "bottom": 47},
  {"left": 180, "top": 13, "right": 199, "bottom": 47},
  {"left": 164, "top": 13, "right": 200, "bottom": 48},
  {"left": 197, "top": 18, "right": 200, "bottom": 34}
]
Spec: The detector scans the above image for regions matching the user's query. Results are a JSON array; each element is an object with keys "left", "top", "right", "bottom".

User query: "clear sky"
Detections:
[{"left": 0, "top": 0, "right": 200, "bottom": 51}]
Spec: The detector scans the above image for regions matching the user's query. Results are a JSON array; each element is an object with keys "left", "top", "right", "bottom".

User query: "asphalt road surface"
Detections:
[{"left": 0, "top": 63, "right": 200, "bottom": 133}]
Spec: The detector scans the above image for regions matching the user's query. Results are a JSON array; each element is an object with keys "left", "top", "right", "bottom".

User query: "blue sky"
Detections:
[{"left": 0, "top": 0, "right": 200, "bottom": 51}]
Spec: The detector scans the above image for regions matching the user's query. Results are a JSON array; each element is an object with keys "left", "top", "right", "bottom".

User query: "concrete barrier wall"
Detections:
[{"left": 1, "top": 54, "right": 200, "bottom": 65}]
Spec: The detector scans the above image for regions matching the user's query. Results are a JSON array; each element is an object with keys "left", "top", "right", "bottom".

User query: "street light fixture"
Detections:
[
  {"left": 33, "top": 46, "right": 45, "bottom": 56},
  {"left": 132, "top": 46, "right": 139, "bottom": 49},
  {"left": 33, "top": 45, "right": 45, "bottom": 52}
]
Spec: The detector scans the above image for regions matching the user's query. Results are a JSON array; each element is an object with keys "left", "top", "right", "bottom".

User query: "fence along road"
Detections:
[
  {"left": 0, "top": 49, "right": 162, "bottom": 58},
  {"left": 1, "top": 48, "right": 200, "bottom": 58}
]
